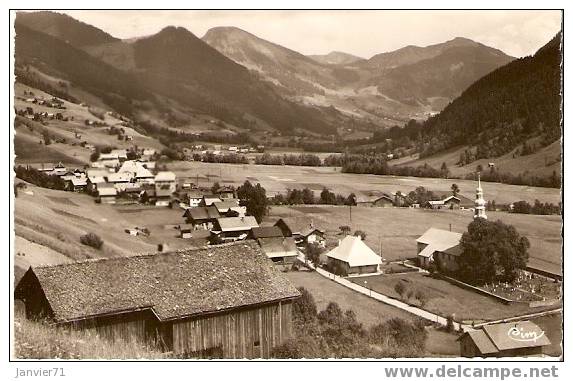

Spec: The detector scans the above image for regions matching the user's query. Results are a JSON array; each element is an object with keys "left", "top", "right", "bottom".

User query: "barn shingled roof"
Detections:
[{"left": 16, "top": 241, "right": 300, "bottom": 323}]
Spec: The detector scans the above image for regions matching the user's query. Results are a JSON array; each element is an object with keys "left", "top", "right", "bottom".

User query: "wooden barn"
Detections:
[{"left": 14, "top": 241, "right": 300, "bottom": 359}]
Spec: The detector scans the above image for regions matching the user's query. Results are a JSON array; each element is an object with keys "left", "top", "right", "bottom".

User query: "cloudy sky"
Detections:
[{"left": 62, "top": 10, "right": 562, "bottom": 58}]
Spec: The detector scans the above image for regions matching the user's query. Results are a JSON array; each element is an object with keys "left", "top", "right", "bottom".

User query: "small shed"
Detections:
[{"left": 458, "top": 321, "right": 551, "bottom": 358}]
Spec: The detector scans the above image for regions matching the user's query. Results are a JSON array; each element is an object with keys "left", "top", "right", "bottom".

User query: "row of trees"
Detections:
[
  {"left": 271, "top": 287, "right": 428, "bottom": 358},
  {"left": 512, "top": 200, "right": 561, "bottom": 215},
  {"left": 269, "top": 188, "right": 357, "bottom": 206},
  {"left": 15, "top": 166, "right": 66, "bottom": 190},
  {"left": 255, "top": 153, "right": 322, "bottom": 166}
]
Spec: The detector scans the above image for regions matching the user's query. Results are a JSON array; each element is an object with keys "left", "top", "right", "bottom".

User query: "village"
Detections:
[
  {"left": 14, "top": 144, "right": 563, "bottom": 359},
  {"left": 10, "top": 10, "right": 564, "bottom": 363}
]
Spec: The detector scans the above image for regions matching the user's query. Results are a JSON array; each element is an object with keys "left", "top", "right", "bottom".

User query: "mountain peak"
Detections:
[{"left": 308, "top": 51, "right": 364, "bottom": 65}]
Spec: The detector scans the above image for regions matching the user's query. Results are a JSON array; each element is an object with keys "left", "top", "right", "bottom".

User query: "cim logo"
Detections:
[{"left": 507, "top": 326, "right": 545, "bottom": 343}]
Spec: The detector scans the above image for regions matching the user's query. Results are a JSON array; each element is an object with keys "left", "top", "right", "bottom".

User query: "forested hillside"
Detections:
[{"left": 416, "top": 33, "right": 561, "bottom": 161}]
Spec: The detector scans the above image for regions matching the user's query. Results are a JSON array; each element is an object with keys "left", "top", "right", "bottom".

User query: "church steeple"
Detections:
[{"left": 474, "top": 173, "right": 487, "bottom": 219}]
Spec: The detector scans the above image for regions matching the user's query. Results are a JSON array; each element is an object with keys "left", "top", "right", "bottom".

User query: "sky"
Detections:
[{"left": 62, "top": 10, "right": 562, "bottom": 58}]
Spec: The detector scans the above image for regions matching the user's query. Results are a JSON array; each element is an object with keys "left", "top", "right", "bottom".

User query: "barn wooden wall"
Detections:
[
  {"left": 70, "top": 310, "right": 161, "bottom": 346},
  {"left": 171, "top": 300, "right": 293, "bottom": 359}
]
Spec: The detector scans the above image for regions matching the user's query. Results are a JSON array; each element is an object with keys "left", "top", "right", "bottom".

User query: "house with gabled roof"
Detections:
[
  {"left": 183, "top": 205, "right": 221, "bottom": 230},
  {"left": 97, "top": 184, "right": 117, "bottom": 204},
  {"left": 274, "top": 217, "right": 325, "bottom": 247},
  {"left": 65, "top": 176, "right": 88, "bottom": 192},
  {"left": 416, "top": 228, "right": 463, "bottom": 271},
  {"left": 458, "top": 321, "right": 551, "bottom": 358},
  {"left": 213, "top": 199, "right": 246, "bottom": 217},
  {"left": 248, "top": 226, "right": 284, "bottom": 240},
  {"left": 118, "top": 160, "right": 155, "bottom": 185},
  {"left": 200, "top": 194, "right": 223, "bottom": 207},
  {"left": 258, "top": 237, "right": 299, "bottom": 267},
  {"left": 14, "top": 241, "right": 300, "bottom": 359},
  {"left": 212, "top": 216, "right": 259, "bottom": 242},
  {"left": 356, "top": 192, "right": 394, "bottom": 207},
  {"left": 325, "top": 235, "right": 382, "bottom": 275}
]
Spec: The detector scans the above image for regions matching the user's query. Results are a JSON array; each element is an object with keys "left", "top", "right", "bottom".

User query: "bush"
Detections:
[{"left": 80, "top": 233, "right": 104, "bottom": 250}]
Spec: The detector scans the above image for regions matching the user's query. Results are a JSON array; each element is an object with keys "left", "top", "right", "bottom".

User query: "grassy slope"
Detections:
[
  {"left": 14, "top": 312, "right": 165, "bottom": 359},
  {"left": 14, "top": 82, "right": 164, "bottom": 165},
  {"left": 392, "top": 139, "right": 561, "bottom": 179},
  {"left": 14, "top": 184, "right": 207, "bottom": 283}
]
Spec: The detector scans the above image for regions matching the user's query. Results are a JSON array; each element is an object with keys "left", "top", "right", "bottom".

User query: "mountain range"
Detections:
[
  {"left": 203, "top": 26, "right": 514, "bottom": 125},
  {"left": 14, "top": 9, "right": 560, "bottom": 168},
  {"left": 16, "top": 11, "right": 518, "bottom": 135}
]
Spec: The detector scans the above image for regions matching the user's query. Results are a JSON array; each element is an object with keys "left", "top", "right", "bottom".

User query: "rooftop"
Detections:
[
  {"left": 183, "top": 205, "right": 221, "bottom": 220},
  {"left": 258, "top": 237, "right": 298, "bottom": 259},
  {"left": 215, "top": 216, "right": 259, "bottom": 232},
  {"left": 15, "top": 241, "right": 300, "bottom": 323},
  {"left": 326, "top": 235, "right": 382, "bottom": 267},
  {"left": 251, "top": 226, "right": 284, "bottom": 239},
  {"left": 462, "top": 321, "right": 551, "bottom": 354}
]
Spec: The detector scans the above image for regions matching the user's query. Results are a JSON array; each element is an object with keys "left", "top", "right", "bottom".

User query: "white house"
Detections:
[
  {"left": 154, "top": 171, "right": 177, "bottom": 194},
  {"left": 416, "top": 228, "right": 463, "bottom": 271},
  {"left": 325, "top": 235, "right": 382, "bottom": 275}
]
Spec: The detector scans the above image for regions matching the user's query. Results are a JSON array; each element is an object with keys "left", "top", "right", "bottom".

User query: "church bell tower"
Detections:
[{"left": 474, "top": 174, "right": 487, "bottom": 220}]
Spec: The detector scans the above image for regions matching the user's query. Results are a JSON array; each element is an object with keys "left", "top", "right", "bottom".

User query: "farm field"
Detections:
[
  {"left": 13, "top": 184, "right": 207, "bottom": 282},
  {"left": 263, "top": 205, "right": 562, "bottom": 276},
  {"left": 285, "top": 270, "right": 460, "bottom": 357},
  {"left": 168, "top": 160, "right": 561, "bottom": 205},
  {"left": 348, "top": 273, "right": 560, "bottom": 323}
]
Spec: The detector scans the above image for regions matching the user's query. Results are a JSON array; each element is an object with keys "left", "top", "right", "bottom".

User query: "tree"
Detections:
[
  {"left": 292, "top": 287, "right": 317, "bottom": 323},
  {"left": 458, "top": 219, "right": 530, "bottom": 284},
  {"left": 42, "top": 131, "right": 52, "bottom": 145},
  {"left": 302, "top": 188, "right": 315, "bottom": 204},
  {"left": 353, "top": 230, "right": 367, "bottom": 240},
  {"left": 237, "top": 181, "right": 268, "bottom": 223},
  {"left": 369, "top": 318, "right": 427, "bottom": 356},
  {"left": 320, "top": 188, "right": 336, "bottom": 205},
  {"left": 80, "top": 233, "right": 104, "bottom": 250},
  {"left": 345, "top": 193, "right": 357, "bottom": 206},
  {"left": 440, "top": 162, "right": 449, "bottom": 178},
  {"left": 339, "top": 225, "right": 351, "bottom": 235},
  {"left": 414, "top": 290, "right": 428, "bottom": 307},
  {"left": 305, "top": 243, "right": 323, "bottom": 268},
  {"left": 211, "top": 182, "right": 220, "bottom": 194},
  {"left": 451, "top": 183, "right": 460, "bottom": 196},
  {"left": 394, "top": 282, "right": 407, "bottom": 300},
  {"left": 90, "top": 148, "right": 100, "bottom": 162},
  {"left": 512, "top": 200, "right": 532, "bottom": 214}
]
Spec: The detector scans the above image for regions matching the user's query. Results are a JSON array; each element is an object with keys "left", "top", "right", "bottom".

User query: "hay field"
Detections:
[
  {"left": 264, "top": 205, "right": 562, "bottom": 276},
  {"left": 168, "top": 161, "right": 561, "bottom": 205}
]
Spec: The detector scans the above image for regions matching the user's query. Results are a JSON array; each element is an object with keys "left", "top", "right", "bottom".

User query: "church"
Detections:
[{"left": 417, "top": 176, "right": 487, "bottom": 272}]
